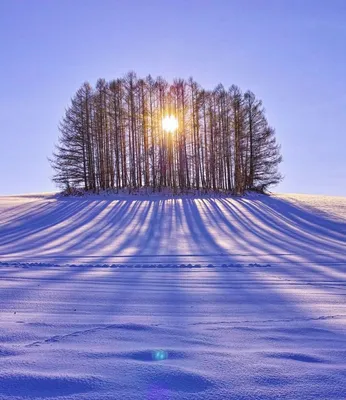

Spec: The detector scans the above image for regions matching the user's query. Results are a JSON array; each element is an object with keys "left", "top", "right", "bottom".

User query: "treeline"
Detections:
[{"left": 50, "top": 72, "right": 282, "bottom": 194}]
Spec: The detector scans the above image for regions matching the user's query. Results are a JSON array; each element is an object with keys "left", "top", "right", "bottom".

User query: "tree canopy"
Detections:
[{"left": 50, "top": 72, "right": 282, "bottom": 194}]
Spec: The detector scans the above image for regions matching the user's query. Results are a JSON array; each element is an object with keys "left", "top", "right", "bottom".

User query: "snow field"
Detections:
[{"left": 0, "top": 193, "right": 345, "bottom": 399}]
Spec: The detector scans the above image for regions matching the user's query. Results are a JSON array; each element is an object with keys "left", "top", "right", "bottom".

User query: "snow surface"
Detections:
[
  {"left": 0, "top": 193, "right": 345, "bottom": 399},
  {"left": 1, "top": 192, "right": 345, "bottom": 266}
]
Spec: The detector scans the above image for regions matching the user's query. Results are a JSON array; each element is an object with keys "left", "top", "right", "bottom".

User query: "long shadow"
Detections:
[
  {"left": 241, "top": 198, "right": 345, "bottom": 256},
  {"left": 61, "top": 200, "right": 141, "bottom": 254},
  {"left": 0, "top": 200, "right": 108, "bottom": 255},
  {"left": 246, "top": 196, "right": 346, "bottom": 243},
  {"left": 201, "top": 198, "right": 260, "bottom": 255},
  {"left": 0, "top": 201, "right": 53, "bottom": 228},
  {"left": 1, "top": 200, "right": 96, "bottom": 243},
  {"left": 123, "top": 199, "right": 172, "bottom": 264},
  {"left": 101, "top": 199, "right": 156, "bottom": 257},
  {"left": 218, "top": 198, "right": 345, "bottom": 260},
  {"left": 1, "top": 193, "right": 346, "bottom": 398},
  {"left": 1, "top": 194, "right": 345, "bottom": 268}
]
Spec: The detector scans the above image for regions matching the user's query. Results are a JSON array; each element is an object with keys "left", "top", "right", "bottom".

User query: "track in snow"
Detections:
[
  {"left": 0, "top": 193, "right": 346, "bottom": 399},
  {"left": 0, "top": 264, "right": 346, "bottom": 399}
]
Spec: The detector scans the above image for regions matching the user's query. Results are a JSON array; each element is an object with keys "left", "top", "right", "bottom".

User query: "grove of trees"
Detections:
[{"left": 50, "top": 72, "right": 282, "bottom": 194}]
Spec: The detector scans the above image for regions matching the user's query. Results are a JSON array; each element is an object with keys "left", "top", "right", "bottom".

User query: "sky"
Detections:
[{"left": 0, "top": 0, "right": 345, "bottom": 196}]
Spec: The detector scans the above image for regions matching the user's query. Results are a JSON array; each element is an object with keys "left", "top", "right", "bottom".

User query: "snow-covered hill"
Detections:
[
  {"left": 0, "top": 193, "right": 345, "bottom": 399},
  {"left": 1, "top": 193, "right": 345, "bottom": 266}
]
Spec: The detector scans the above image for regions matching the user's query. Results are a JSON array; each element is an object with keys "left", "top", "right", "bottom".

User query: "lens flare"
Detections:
[
  {"left": 152, "top": 350, "right": 168, "bottom": 361},
  {"left": 162, "top": 115, "right": 178, "bottom": 133}
]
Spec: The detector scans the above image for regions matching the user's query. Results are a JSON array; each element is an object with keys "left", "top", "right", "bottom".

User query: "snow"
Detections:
[
  {"left": 0, "top": 193, "right": 345, "bottom": 399},
  {"left": 1, "top": 192, "right": 345, "bottom": 266}
]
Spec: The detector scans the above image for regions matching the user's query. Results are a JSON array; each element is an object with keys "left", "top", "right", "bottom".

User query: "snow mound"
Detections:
[{"left": 0, "top": 192, "right": 345, "bottom": 266}]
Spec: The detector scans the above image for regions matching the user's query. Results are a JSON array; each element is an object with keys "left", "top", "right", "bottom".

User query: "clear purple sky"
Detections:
[{"left": 1, "top": 0, "right": 345, "bottom": 196}]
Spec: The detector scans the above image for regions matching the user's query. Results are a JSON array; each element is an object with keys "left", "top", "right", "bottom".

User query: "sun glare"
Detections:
[{"left": 162, "top": 115, "right": 178, "bottom": 133}]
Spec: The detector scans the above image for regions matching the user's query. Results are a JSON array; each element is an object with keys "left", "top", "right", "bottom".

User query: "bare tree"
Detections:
[{"left": 51, "top": 73, "right": 282, "bottom": 194}]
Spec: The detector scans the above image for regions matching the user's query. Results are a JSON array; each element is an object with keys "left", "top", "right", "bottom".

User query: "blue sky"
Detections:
[{"left": 1, "top": 0, "right": 345, "bottom": 195}]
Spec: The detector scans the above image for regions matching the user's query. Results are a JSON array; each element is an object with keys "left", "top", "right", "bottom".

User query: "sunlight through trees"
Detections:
[{"left": 50, "top": 72, "right": 282, "bottom": 194}]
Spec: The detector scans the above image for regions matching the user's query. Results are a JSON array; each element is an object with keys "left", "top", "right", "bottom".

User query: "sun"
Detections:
[{"left": 162, "top": 115, "right": 178, "bottom": 133}]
